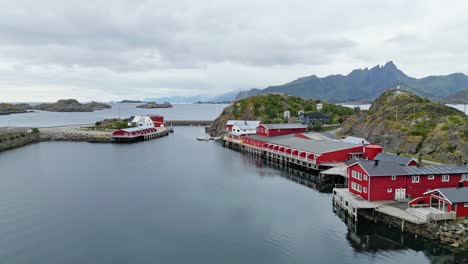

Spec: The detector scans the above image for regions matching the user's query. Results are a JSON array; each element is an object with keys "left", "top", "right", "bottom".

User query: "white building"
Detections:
[
  {"left": 230, "top": 121, "right": 260, "bottom": 136},
  {"left": 128, "top": 116, "right": 154, "bottom": 127}
]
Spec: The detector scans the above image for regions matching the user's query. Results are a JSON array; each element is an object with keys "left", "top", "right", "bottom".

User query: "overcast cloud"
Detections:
[{"left": 1, "top": 0, "right": 468, "bottom": 102}]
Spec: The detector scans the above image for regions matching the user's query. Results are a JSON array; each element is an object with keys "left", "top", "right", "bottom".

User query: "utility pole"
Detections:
[{"left": 413, "top": 97, "right": 416, "bottom": 124}]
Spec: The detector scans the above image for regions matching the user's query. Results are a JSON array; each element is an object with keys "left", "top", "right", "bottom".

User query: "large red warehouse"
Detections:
[
  {"left": 256, "top": 124, "right": 307, "bottom": 137},
  {"left": 243, "top": 133, "right": 370, "bottom": 166}
]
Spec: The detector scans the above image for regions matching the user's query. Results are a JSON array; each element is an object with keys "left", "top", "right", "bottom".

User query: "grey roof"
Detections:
[
  {"left": 234, "top": 121, "right": 258, "bottom": 130},
  {"left": 246, "top": 134, "right": 360, "bottom": 154},
  {"left": 375, "top": 152, "right": 415, "bottom": 166},
  {"left": 352, "top": 159, "right": 408, "bottom": 176},
  {"left": 121, "top": 126, "right": 154, "bottom": 132},
  {"left": 262, "top": 123, "right": 307, "bottom": 129},
  {"left": 342, "top": 136, "right": 370, "bottom": 145},
  {"left": 437, "top": 188, "right": 468, "bottom": 203},
  {"left": 227, "top": 120, "right": 260, "bottom": 126},
  {"left": 403, "top": 165, "right": 468, "bottom": 175},
  {"left": 352, "top": 159, "right": 468, "bottom": 176}
]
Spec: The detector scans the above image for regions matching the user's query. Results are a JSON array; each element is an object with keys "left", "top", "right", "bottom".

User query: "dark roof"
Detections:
[
  {"left": 300, "top": 112, "right": 330, "bottom": 118},
  {"left": 246, "top": 134, "right": 360, "bottom": 154},
  {"left": 437, "top": 188, "right": 468, "bottom": 203},
  {"left": 262, "top": 123, "right": 307, "bottom": 129},
  {"left": 351, "top": 159, "right": 468, "bottom": 176},
  {"left": 375, "top": 152, "right": 415, "bottom": 166},
  {"left": 352, "top": 159, "right": 408, "bottom": 176}
]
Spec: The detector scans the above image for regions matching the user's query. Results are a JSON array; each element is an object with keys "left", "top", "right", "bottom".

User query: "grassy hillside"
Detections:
[
  {"left": 342, "top": 89, "right": 467, "bottom": 163},
  {"left": 208, "top": 93, "right": 354, "bottom": 135}
]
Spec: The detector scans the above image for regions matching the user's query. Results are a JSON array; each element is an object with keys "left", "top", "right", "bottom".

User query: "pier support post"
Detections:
[{"left": 401, "top": 220, "right": 405, "bottom": 232}]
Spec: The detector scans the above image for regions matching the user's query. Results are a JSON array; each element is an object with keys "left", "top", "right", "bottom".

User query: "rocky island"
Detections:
[
  {"left": 119, "top": 99, "right": 142, "bottom": 103},
  {"left": 34, "top": 99, "right": 111, "bottom": 112},
  {"left": 0, "top": 103, "right": 33, "bottom": 115},
  {"left": 341, "top": 89, "right": 467, "bottom": 163},
  {"left": 136, "top": 102, "right": 173, "bottom": 108}
]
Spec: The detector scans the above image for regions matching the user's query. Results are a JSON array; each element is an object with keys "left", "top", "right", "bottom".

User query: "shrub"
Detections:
[{"left": 31, "top": 128, "right": 40, "bottom": 134}]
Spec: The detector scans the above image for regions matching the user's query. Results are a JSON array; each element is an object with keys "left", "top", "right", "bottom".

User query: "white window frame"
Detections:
[
  {"left": 428, "top": 175, "right": 434, "bottom": 180},
  {"left": 464, "top": 203, "right": 468, "bottom": 207},
  {"left": 412, "top": 176, "right": 420, "bottom": 183},
  {"left": 364, "top": 174, "right": 368, "bottom": 181},
  {"left": 391, "top": 175, "right": 396, "bottom": 180},
  {"left": 363, "top": 187, "right": 367, "bottom": 193},
  {"left": 387, "top": 188, "right": 392, "bottom": 193},
  {"left": 462, "top": 174, "right": 468, "bottom": 181},
  {"left": 442, "top": 175, "right": 450, "bottom": 182}
]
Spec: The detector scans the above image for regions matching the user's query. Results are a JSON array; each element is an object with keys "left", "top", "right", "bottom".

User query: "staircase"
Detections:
[{"left": 406, "top": 208, "right": 431, "bottom": 222}]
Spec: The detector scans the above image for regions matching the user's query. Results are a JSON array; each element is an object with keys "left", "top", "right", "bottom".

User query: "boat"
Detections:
[{"left": 197, "top": 136, "right": 212, "bottom": 141}]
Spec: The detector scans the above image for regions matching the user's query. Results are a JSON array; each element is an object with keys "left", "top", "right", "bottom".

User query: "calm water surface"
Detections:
[{"left": 0, "top": 126, "right": 466, "bottom": 264}]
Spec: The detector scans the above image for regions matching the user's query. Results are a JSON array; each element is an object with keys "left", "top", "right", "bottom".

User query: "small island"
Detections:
[
  {"left": 119, "top": 99, "right": 143, "bottom": 103},
  {"left": 0, "top": 103, "right": 33, "bottom": 115},
  {"left": 136, "top": 102, "right": 173, "bottom": 108},
  {"left": 34, "top": 99, "right": 111, "bottom": 112}
]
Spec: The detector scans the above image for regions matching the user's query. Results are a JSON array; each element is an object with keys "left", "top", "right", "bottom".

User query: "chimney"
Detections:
[{"left": 374, "top": 160, "right": 379, "bottom": 166}]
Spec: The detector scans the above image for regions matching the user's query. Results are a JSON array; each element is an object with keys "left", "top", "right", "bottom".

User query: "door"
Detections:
[
  {"left": 395, "top": 189, "right": 401, "bottom": 200},
  {"left": 400, "top": 188, "right": 406, "bottom": 199}
]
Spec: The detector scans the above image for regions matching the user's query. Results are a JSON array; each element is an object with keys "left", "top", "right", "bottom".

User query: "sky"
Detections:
[{"left": 1, "top": 0, "right": 468, "bottom": 102}]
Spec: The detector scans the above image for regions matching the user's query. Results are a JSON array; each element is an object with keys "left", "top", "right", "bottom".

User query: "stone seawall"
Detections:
[
  {"left": 0, "top": 133, "right": 40, "bottom": 152},
  {"left": 40, "top": 133, "right": 112, "bottom": 143},
  {"left": 361, "top": 211, "right": 468, "bottom": 248}
]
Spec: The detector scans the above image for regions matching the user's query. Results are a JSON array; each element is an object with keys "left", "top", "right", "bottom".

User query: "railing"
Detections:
[
  {"left": 334, "top": 184, "right": 348, "bottom": 189},
  {"left": 429, "top": 211, "right": 456, "bottom": 221}
]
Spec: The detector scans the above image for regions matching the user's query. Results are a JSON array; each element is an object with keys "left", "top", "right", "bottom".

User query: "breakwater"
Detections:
[
  {"left": 0, "top": 128, "right": 40, "bottom": 152},
  {"left": 166, "top": 120, "right": 212, "bottom": 126}
]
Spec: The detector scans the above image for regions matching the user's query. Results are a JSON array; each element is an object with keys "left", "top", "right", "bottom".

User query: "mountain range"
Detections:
[{"left": 235, "top": 61, "right": 468, "bottom": 103}]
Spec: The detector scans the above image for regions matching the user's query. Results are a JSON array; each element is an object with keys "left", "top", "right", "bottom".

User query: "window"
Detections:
[
  {"left": 442, "top": 175, "right": 450, "bottom": 182},
  {"left": 412, "top": 176, "right": 420, "bottom": 183},
  {"left": 351, "top": 182, "right": 362, "bottom": 193},
  {"left": 391, "top": 175, "right": 396, "bottom": 180},
  {"left": 387, "top": 188, "right": 392, "bottom": 193},
  {"left": 363, "top": 187, "right": 367, "bottom": 193},
  {"left": 464, "top": 203, "right": 468, "bottom": 207},
  {"left": 428, "top": 175, "right": 434, "bottom": 180},
  {"left": 352, "top": 171, "right": 362, "bottom": 180},
  {"left": 462, "top": 174, "right": 468, "bottom": 181},
  {"left": 364, "top": 174, "right": 368, "bottom": 181}
]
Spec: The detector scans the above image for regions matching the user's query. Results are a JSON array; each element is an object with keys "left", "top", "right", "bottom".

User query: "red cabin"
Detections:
[
  {"left": 348, "top": 159, "right": 468, "bottom": 202},
  {"left": 409, "top": 188, "right": 468, "bottom": 217},
  {"left": 150, "top": 115, "right": 166, "bottom": 128},
  {"left": 256, "top": 124, "right": 307, "bottom": 137}
]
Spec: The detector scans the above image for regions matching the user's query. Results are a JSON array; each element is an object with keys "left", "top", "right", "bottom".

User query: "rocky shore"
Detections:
[
  {"left": 0, "top": 133, "right": 40, "bottom": 152},
  {"left": 362, "top": 210, "right": 468, "bottom": 249}
]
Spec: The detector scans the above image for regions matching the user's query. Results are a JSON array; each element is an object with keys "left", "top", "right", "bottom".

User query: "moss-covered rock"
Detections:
[{"left": 342, "top": 89, "right": 467, "bottom": 163}]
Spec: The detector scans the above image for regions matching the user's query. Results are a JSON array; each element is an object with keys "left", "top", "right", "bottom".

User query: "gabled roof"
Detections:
[
  {"left": 350, "top": 159, "right": 468, "bottom": 176},
  {"left": 374, "top": 152, "right": 416, "bottom": 166},
  {"left": 227, "top": 120, "right": 260, "bottom": 126},
  {"left": 436, "top": 188, "right": 468, "bottom": 203},
  {"left": 261, "top": 123, "right": 307, "bottom": 130},
  {"left": 233, "top": 121, "right": 260, "bottom": 130},
  {"left": 342, "top": 136, "right": 370, "bottom": 145},
  {"left": 350, "top": 159, "right": 408, "bottom": 176}
]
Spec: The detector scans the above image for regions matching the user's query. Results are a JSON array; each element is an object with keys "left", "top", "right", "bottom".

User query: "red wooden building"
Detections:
[
  {"left": 112, "top": 126, "right": 159, "bottom": 142},
  {"left": 408, "top": 188, "right": 468, "bottom": 217},
  {"left": 243, "top": 133, "right": 372, "bottom": 166},
  {"left": 256, "top": 124, "right": 307, "bottom": 137},
  {"left": 348, "top": 159, "right": 468, "bottom": 202},
  {"left": 150, "top": 115, "right": 166, "bottom": 128}
]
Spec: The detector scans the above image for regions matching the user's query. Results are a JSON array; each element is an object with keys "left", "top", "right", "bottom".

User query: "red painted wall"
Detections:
[
  {"left": 227, "top": 125, "right": 234, "bottom": 132},
  {"left": 405, "top": 174, "right": 465, "bottom": 199},
  {"left": 456, "top": 203, "right": 468, "bottom": 217},
  {"left": 348, "top": 164, "right": 369, "bottom": 200},
  {"left": 407, "top": 160, "right": 418, "bottom": 166},
  {"left": 151, "top": 116, "right": 164, "bottom": 122},
  {"left": 316, "top": 146, "right": 364, "bottom": 164},
  {"left": 256, "top": 125, "right": 306, "bottom": 137}
]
